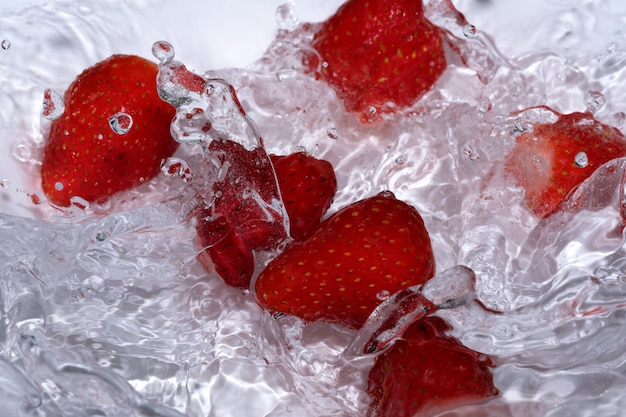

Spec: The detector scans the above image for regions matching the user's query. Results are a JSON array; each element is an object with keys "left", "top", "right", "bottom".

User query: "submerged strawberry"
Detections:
[
  {"left": 41, "top": 54, "right": 178, "bottom": 207},
  {"left": 269, "top": 152, "right": 337, "bottom": 241},
  {"left": 504, "top": 110, "right": 626, "bottom": 218},
  {"left": 255, "top": 191, "right": 435, "bottom": 328},
  {"left": 367, "top": 316, "right": 499, "bottom": 417},
  {"left": 311, "top": 0, "right": 446, "bottom": 121}
]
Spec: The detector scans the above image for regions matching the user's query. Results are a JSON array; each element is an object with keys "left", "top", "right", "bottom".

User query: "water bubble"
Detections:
[
  {"left": 1, "top": 39, "right": 10, "bottom": 50},
  {"left": 108, "top": 112, "right": 133, "bottom": 134},
  {"left": 574, "top": 151, "right": 588, "bottom": 168},
  {"left": 463, "top": 24, "right": 477, "bottom": 38},
  {"left": 151, "top": 40, "right": 175, "bottom": 64},
  {"left": 532, "top": 155, "right": 548, "bottom": 172},
  {"left": 42, "top": 88, "right": 65, "bottom": 120},
  {"left": 607, "top": 41, "right": 618, "bottom": 53},
  {"left": 70, "top": 196, "right": 90, "bottom": 210},
  {"left": 463, "top": 145, "right": 480, "bottom": 161},
  {"left": 161, "top": 157, "right": 193, "bottom": 182},
  {"left": 376, "top": 290, "right": 390, "bottom": 301},
  {"left": 54, "top": 181, "right": 63, "bottom": 191},
  {"left": 584, "top": 91, "right": 605, "bottom": 113},
  {"left": 326, "top": 127, "right": 339, "bottom": 140},
  {"left": 275, "top": 3, "right": 299, "bottom": 31}
]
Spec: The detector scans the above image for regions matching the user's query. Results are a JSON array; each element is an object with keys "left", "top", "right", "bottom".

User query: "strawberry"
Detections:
[
  {"left": 254, "top": 191, "right": 435, "bottom": 328},
  {"left": 504, "top": 110, "right": 626, "bottom": 218},
  {"left": 41, "top": 54, "right": 178, "bottom": 207},
  {"left": 367, "top": 316, "right": 498, "bottom": 417},
  {"left": 311, "top": 0, "right": 446, "bottom": 121},
  {"left": 269, "top": 152, "right": 337, "bottom": 241},
  {"left": 195, "top": 212, "right": 254, "bottom": 289}
]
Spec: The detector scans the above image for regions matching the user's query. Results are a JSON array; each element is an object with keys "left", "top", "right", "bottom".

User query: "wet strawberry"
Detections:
[
  {"left": 255, "top": 191, "right": 435, "bottom": 328},
  {"left": 41, "top": 54, "right": 178, "bottom": 207},
  {"left": 367, "top": 316, "right": 498, "bottom": 417},
  {"left": 270, "top": 152, "right": 337, "bottom": 241},
  {"left": 505, "top": 110, "right": 626, "bottom": 218},
  {"left": 311, "top": 0, "right": 446, "bottom": 121}
]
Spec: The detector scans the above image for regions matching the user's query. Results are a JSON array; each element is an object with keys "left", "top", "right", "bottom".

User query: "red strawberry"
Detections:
[
  {"left": 206, "top": 138, "right": 288, "bottom": 251},
  {"left": 504, "top": 110, "right": 626, "bottom": 218},
  {"left": 367, "top": 316, "right": 498, "bottom": 417},
  {"left": 195, "top": 212, "right": 254, "bottom": 289},
  {"left": 311, "top": 0, "right": 446, "bottom": 121},
  {"left": 41, "top": 54, "right": 178, "bottom": 207},
  {"left": 269, "top": 152, "right": 337, "bottom": 241},
  {"left": 254, "top": 191, "right": 435, "bottom": 328}
]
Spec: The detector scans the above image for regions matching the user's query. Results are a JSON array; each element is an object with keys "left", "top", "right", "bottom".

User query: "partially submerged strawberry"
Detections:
[
  {"left": 504, "top": 110, "right": 626, "bottom": 218},
  {"left": 311, "top": 0, "right": 446, "bottom": 121},
  {"left": 41, "top": 54, "right": 178, "bottom": 207},
  {"left": 269, "top": 152, "right": 337, "bottom": 241},
  {"left": 254, "top": 191, "right": 435, "bottom": 328},
  {"left": 367, "top": 316, "right": 498, "bottom": 417}
]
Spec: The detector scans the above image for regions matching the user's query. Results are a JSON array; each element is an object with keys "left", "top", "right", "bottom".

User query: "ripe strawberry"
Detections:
[
  {"left": 367, "top": 316, "right": 498, "bottom": 417},
  {"left": 269, "top": 152, "right": 337, "bottom": 241},
  {"left": 311, "top": 0, "right": 446, "bottom": 121},
  {"left": 254, "top": 191, "right": 435, "bottom": 328},
  {"left": 41, "top": 54, "right": 178, "bottom": 207},
  {"left": 504, "top": 110, "right": 626, "bottom": 218}
]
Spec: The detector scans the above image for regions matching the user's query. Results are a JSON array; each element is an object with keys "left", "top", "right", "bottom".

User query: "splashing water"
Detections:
[{"left": 2, "top": 0, "right": 626, "bottom": 416}]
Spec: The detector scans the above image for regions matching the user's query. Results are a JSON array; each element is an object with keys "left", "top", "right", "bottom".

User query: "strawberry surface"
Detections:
[
  {"left": 311, "top": 0, "right": 446, "bottom": 121},
  {"left": 41, "top": 54, "right": 178, "bottom": 207},
  {"left": 367, "top": 316, "right": 498, "bottom": 417},
  {"left": 254, "top": 191, "right": 435, "bottom": 328},
  {"left": 504, "top": 110, "right": 626, "bottom": 218},
  {"left": 269, "top": 152, "right": 337, "bottom": 241}
]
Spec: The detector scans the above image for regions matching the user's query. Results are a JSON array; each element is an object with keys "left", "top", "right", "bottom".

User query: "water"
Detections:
[{"left": 2, "top": 0, "right": 626, "bottom": 416}]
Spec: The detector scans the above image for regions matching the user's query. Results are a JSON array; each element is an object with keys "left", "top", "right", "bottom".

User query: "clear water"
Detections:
[{"left": 2, "top": 0, "right": 626, "bottom": 416}]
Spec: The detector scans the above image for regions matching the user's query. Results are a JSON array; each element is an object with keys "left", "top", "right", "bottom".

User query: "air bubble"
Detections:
[
  {"left": 463, "top": 145, "right": 480, "bottom": 161},
  {"left": 326, "top": 127, "right": 339, "bottom": 140},
  {"left": 463, "top": 24, "right": 477, "bottom": 38},
  {"left": 532, "top": 155, "right": 548, "bottom": 172},
  {"left": 275, "top": 3, "right": 299, "bottom": 31},
  {"left": 584, "top": 91, "right": 605, "bottom": 113},
  {"left": 1, "top": 39, "right": 10, "bottom": 50},
  {"left": 611, "top": 111, "right": 626, "bottom": 128},
  {"left": 478, "top": 97, "right": 492, "bottom": 113},
  {"left": 21, "top": 393, "right": 42, "bottom": 410},
  {"left": 368, "top": 106, "right": 377, "bottom": 114},
  {"left": 42, "top": 88, "right": 65, "bottom": 120},
  {"left": 0, "top": 179, "right": 9, "bottom": 188},
  {"left": 54, "top": 182, "right": 63, "bottom": 191},
  {"left": 376, "top": 290, "right": 390, "bottom": 301},
  {"left": 70, "top": 196, "right": 90, "bottom": 210},
  {"left": 161, "top": 157, "right": 193, "bottom": 182},
  {"left": 94, "top": 231, "right": 109, "bottom": 242},
  {"left": 395, "top": 157, "right": 405, "bottom": 165},
  {"left": 574, "top": 151, "right": 588, "bottom": 168},
  {"left": 152, "top": 40, "right": 175, "bottom": 64},
  {"left": 607, "top": 41, "right": 618, "bottom": 53},
  {"left": 108, "top": 112, "right": 133, "bottom": 134}
]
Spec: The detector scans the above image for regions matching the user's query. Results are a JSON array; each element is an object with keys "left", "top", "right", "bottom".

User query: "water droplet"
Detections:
[
  {"left": 42, "top": 88, "right": 65, "bottom": 120},
  {"left": 108, "top": 112, "right": 133, "bottom": 134},
  {"left": 1, "top": 39, "right": 10, "bottom": 50},
  {"left": 54, "top": 181, "right": 64, "bottom": 191},
  {"left": 531, "top": 155, "right": 548, "bottom": 172},
  {"left": 161, "top": 157, "right": 193, "bottom": 182},
  {"left": 21, "top": 393, "right": 42, "bottom": 410},
  {"left": 151, "top": 40, "right": 175, "bottom": 64},
  {"left": 477, "top": 97, "right": 492, "bottom": 113},
  {"left": 574, "top": 151, "right": 588, "bottom": 168},
  {"left": 463, "top": 24, "right": 477, "bottom": 38},
  {"left": 376, "top": 290, "right": 391, "bottom": 301},
  {"left": 326, "top": 127, "right": 339, "bottom": 140},
  {"left": 584, "top": 91, "right": 606, "bottom": 113},
  {"left": 275, "top": 3, "right": 299, "bottom": 31},
  {"left": 94, "top": 231, "right": 109, "bottom": 242},
  {"left": 463, "top": 145, "right": 480, "bottom": 161},
  {"left": 607, "top": 41, "right": 618, "bottom": 53},
  {"left": 70, "top": 196, "right": 90, "bottom": 210}
]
